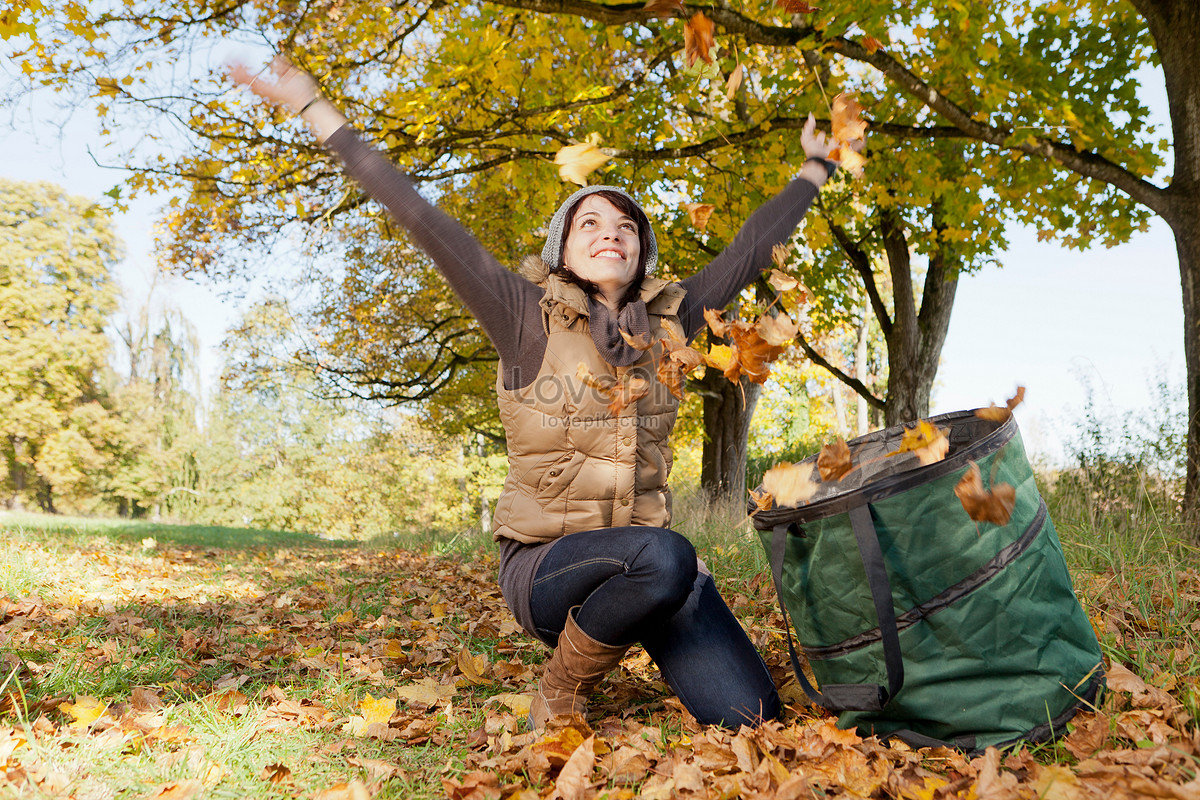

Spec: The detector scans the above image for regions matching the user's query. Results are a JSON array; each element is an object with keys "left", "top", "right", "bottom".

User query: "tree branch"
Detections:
[{"left": 793, "top": 330, "right": 885, "bottom": 409}]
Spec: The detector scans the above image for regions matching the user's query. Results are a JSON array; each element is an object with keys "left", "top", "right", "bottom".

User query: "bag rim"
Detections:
[{"left": 750, "top": 409, "right": 1016, "bottom": 527}]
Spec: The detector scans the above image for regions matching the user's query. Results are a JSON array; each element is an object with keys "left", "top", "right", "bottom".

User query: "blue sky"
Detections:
[{"left": 2, "top": 64, "right": 1184, "bottom": 465}]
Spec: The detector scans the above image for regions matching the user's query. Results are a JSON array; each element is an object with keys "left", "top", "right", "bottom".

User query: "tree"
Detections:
[
  {"left": 0, "top": 178, "right": 120, "bottom": 512},
  {"left": 5, "top": 0, "right": 1172, "bottom": 510}
]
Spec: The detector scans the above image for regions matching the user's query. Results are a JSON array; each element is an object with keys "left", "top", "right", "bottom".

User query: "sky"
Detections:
[{"left": 1, "top": 60, "right": 1185, "bottom": 467}]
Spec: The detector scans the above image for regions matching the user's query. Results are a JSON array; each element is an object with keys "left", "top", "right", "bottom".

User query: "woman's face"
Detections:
[{"left": 562, "top": 195, "right": 642, "bottom": 305}]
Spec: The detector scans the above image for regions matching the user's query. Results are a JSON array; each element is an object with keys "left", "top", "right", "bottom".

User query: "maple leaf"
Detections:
[
  {"left": 725, "top": 63, "right": 744, "bottom": 98},
  {"left": 772, "top": 243, "right": 792, "bottom": 269},
  {"left": 456, "top": 646, "right": 490, "bottom": 685},
  {"left": 606, "top": 375, "right": 650, "bottom": 414},
  {"left": 887, "top": 420, "right": 950, "bottom": 466},
  {"left": 829, "top": 145, "right": 867, "bottom": 178},
  {"left": 618, "top": 329, "right": 652, "bottom": 351},
  {"left": 442, "top": 771, "right": 500, "bottom": 800},
  {"left": 554, "top": 133, "right": 611, "bottom": 187},
  {"left": 775, "top": 0, "right": 819, "bottom": 12},
  {"left": 642, "top": 0, "right": 683, "bottom": 18},
  {"left": 549, "top": 735, "right": 595, "bottom": 800},
  {"left": 756, "top": 312, "right": 799, "bottom": 347},
  {"left": 975, "top": 385, "right": 1026, "bottom": 422},
  {"left": 748, "top": 487, "right": 774, "bottom": 513},
  {"left": 685, "top": 202, "right": 715, "bottom": 230},
  {"left": 396, "top": 677, "right": 455, "bottom": 708},
  {"left": 767, "top": 268, "right": 799, "bottom": 293},
  {"left": 831, "top": 93, "right": 868, "bottom": 142},
  {"left": 862, "top": 35, "right": 883, "bottom": 53},
  {"left": 312, "top": 780, "right": 372, "bottom": 800},
  {"left": 683, "top": 12, "right": 715, "bottom": 67},
  {"left": 728, "top": 320, "right": 785, "bottom": 383},
  {"left": 260, "top": 763, "right": 293, "bottom": 784},
  {"left": 60, "top": 695, "right": 107, "bottom": 729},
  {"left": 486, "top": 693, "right": 534, "bottom": 716},
  {"left": 762, "top": 462, "right": 819, "bottom": 507},
  {"left": 704, "top": 344, "right": 736, "bottom": 375},
  {"left": 954, "top": 462, "right": 1016, "bottom": 525},
  {"left": 817, "top": 437, "right": 853, "bottom": 481},
  {"left": 703, "top": 307, "right": 728, "bottom": 338}
]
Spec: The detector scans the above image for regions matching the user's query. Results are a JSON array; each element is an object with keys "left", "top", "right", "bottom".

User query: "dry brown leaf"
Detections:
[
  {"left": 762, "top": 462, "right": 819, "bottom": 507},
  {"left": 607, "top": 376, "right": 650, "bottom": 415},
  {"left": 767, "top": 268, "right": 799, "bottom": 293},
  {"left": 862, "top": 35, "right": 883, "bottom": 53},
  {"left": 703, "top": 307, "right": 728, "bottom": 338},
  {"left": 642, "top": 0, "right": 684, "bottom": 18},
  {"left": 456, "top": 647, "right": 490, "bottom": 685},
  {"left": 550, "top": 734, "right": 595, "bottom": 800},
  {"left": 976, "top": 386, "right": 1027, "bottom": 422},
  {"left": 748, "top": 487, "right": 774, "bottom": 514},
  {"left": 618, "top": 329, "right": 653, "bottom": 351},
  {"left": 312, "top": 779, "right": 373, "bottom": 800},
  {"left": 554, "top": 134, "right": 611, "bottom": 187},
  {"left": 725, "top": 63, "right": 744, "bottom": 98},
  {"left": 685, "top": 202, "right": 716, "bottom": 230},
  {"left": 756, "top": 312, "right": 799, "bottom": 347},
  {"left": 683, "top": 12, "right": 716, "bottom": 66},
  {"left": 831, "top": 93, "right": 868, "bottom": 142},
  {"left": 887, "top": 419, "right": 950, "bottom": 466},
  {"left": 775, "top": 0, "right": 819, "bottom": 12},
  {"left": 954, "top": 462, "right": 1016, "bottom": 525},
  {"left": 817, "top": 437, "right": 853, "bottom": 481},
  {"left": 141, "top": 780, "right": 204, "bottom": 800},
  {"left": 259, "top": 763, "right": 292, "bottom": 784}
]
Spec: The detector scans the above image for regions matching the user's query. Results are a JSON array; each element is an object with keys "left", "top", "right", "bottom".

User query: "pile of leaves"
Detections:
[{"left": 1, "top": 523, "right": 1198, "bottom": 799}]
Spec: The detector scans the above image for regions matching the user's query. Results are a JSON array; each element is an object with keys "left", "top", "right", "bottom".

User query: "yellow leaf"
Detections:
[
  {"left": 60, "top": 695, "right": 107, "bottom": 729},
  {"left": 456, "top": 647, "right": 490, "bottom": 685},
  {"left": 397, "top": 677, "right": 455, "bottom": 708},
  {"left": 762, "top": 462, "right": 818, "bottom": 507},
  {"left": 704, "top": 344, "right": 735, "bottom": 372},
  {"left": 554, "top": 134, "right": 611, "bottom": 187},
  {"left": 886, "top": 420, "right": 950, "bottom": 466},
  {"left": 359, "top": 694, "right": 395, "bottom": 726},
  {"left": 487, "top": 692, "right": 534, "bottom": 716},
  {"left": 725, "top": 63, "right": 744, "bottom": 98},
  {"left": 684, "top": 202, "right": 716, "bottom": 230},
  {"left": 333, "top": 609, "right": 355, "bottom": 624}
]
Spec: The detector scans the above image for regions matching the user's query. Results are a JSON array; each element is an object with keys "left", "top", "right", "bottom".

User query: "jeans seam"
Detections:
[{"left": 533, "top": 557, "right": 627, "bottom": 587}]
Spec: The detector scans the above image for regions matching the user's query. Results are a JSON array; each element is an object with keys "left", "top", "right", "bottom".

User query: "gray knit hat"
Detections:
[{"left": 541, "top": 185, "right": 659, "bottom": 275}]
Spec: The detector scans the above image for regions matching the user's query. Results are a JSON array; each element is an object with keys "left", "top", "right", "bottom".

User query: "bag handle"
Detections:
[{"left": 769, "top": 504, "right": 905, "bottom": 712}]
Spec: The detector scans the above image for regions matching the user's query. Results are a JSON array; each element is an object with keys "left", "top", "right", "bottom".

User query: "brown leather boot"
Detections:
[{"left": 529, "top": 609, "right": 629, "bottom": 729}]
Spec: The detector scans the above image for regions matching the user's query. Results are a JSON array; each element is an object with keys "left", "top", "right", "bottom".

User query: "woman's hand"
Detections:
[
  {"left": 227, "top": 55, "right": 348, "bottom": 142},
  {"left": 800, "top": 112, "right": 837, "bottom": 161}
]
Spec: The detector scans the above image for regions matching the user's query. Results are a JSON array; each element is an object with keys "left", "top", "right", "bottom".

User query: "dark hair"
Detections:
[{"left": 552, "top": 190, "right": 652, "bottom": 310}]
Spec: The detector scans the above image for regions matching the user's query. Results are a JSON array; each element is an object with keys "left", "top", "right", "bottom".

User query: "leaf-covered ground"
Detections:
[{"left": 1, "top": 519, "right": 1199, "bottom": 799}]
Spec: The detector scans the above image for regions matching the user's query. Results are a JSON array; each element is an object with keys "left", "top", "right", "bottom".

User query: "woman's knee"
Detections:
[{"left": 627, "top": 528, "right": 697, "bottom": 604}]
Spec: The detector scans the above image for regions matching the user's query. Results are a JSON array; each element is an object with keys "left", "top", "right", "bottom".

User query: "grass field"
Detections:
[{"left": 1, "top": 483, "right": 1198, "bottom": 799}]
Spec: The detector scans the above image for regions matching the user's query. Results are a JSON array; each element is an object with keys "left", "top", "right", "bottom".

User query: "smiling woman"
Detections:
[{"left": 229, "top": 54, "right": 849, "bottom": 732}]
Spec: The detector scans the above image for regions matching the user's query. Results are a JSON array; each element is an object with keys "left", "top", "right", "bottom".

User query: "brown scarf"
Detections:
[{"left": 587, "top": 296, "right": 650, "bottom": 367}]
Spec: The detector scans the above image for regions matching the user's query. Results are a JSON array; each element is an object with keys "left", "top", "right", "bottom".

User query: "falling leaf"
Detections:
[
  {"left": 771, "top": 243, "right": 792, "bottom": 269},
  {"left": 554, "top": 133, "right": 611, "bottom": 187},
  {"left": 954, "top": 462, "right": 1016, "bottom": 525},
  {"left": 887, "top": 420, "right": 950, "bottom": 466},
  {"left": 550, "top": 734, "right": 595, "bottom": 800},
  {"left": 683, "top": 12, "right": 716, "bottom": 67},
  {"left": 259, "top": 763, "right": 292, "bottom": 784},
  {"left": 775, "top": 0, "right": 819, "bottom": 11},
  {"left": 685, "top": 202, "right": 716, "bottom": 230},
  {"left": 831, "top": 146, "right": 867, "bottom": 178},
  {"left": 748, "top": 487, "right": 774, "bottom": 513},
  {"left": 606, "top": 376, "right": 650, "bottom": 414},
  {"left": 862, "top": 35, "right": 883, "bottom": 53},
  {"left": 831, "top": 93, "right": 868, "bottom": 142},
  {"left": 619, "top": 329, "right": 653, "bottom": 351},
  {"left": 704, "top": 344, "right": 736, "bottom": 376},
  {"left": 756, "top": 312, "right": 799, "bottom": 347},
  {"left": 817, "top": 437, "right": 853, "bottom": 481},
  {"left": 767, "top": 268, "right": 799, "bottom": 292},
  {"left": 703, "top": 307, "right": 728, "bottom": 338},
  {"left": 725, "top": 63, "right": 744, "bottom": 98},
  {"left": 975, "top": 386, "right": 1026, "bottom": 422},
  {"left": 60, "top": 696, "right": 107, "bottom": 729},
  {"left": 762, "top": 462, "right": 819, "bottom": 507},
  {"left": 642, "top": 0, "right": 684, "bottom": 18}
]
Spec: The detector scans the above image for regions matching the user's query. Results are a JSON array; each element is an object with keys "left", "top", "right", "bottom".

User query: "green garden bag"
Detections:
[{"left": 751, "top": 410, "right": 1104, "bottom": 752}]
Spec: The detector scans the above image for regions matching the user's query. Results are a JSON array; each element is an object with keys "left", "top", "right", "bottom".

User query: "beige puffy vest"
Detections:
[{"left": 491, "top": 258, "right": 687, "bottom": 544}]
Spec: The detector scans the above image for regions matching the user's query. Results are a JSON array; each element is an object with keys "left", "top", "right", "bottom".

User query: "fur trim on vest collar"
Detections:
[{"left": 519, "top": 255, "right": 684, "bottom": 316}]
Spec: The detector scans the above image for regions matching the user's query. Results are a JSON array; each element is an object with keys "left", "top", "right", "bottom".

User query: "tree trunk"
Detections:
[
  {"left": 699, "top": 368, "right": 762, "bottom": 502},
  {"left": 879, "top": 206, "right": 961, "bottom": 427},
  {"left": 1133, "top": 0, "right": 1200, "bottom": 533},
  {"left": 856, "top": 296, "right": 870, "bottom": 436}
]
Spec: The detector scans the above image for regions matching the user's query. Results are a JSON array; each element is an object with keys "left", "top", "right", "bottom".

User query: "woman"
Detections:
[{"left": 231, "top": 56, "right": 848, "bottom": 729}]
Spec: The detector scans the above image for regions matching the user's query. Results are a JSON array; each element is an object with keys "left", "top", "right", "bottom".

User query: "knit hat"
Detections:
[{"left": 541, "top": 185, "right": 659, "bottom": 275}]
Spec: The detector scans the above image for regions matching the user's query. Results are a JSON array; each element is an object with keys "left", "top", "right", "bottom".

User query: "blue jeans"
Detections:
[{"left": 530, "top": 526, "right": 780, "bottom": 728}]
